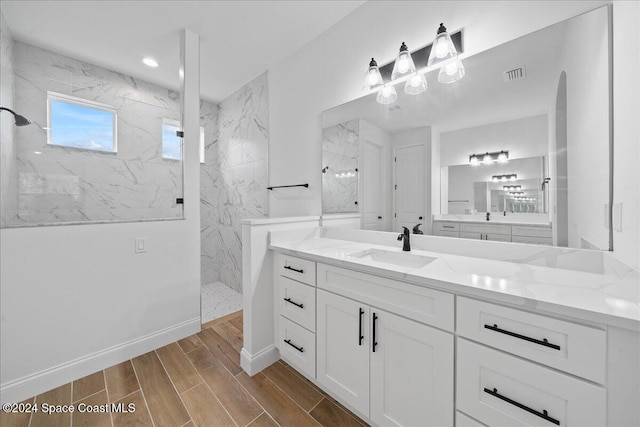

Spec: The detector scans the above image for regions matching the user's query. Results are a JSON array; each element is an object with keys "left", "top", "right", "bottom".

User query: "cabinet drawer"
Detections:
[
  {"left": 460, "top": 223, "right": 511, "bottom": 235},
  {"left": 278, "top": 316, "right": 316, "bottom": 379},
  {"left": 459, "top": 231, "right": 511, "bottom": 242},
  {"left": 457, "top": 297, "right": 606, "bottom": 383},
  {"left": 457, "top": 339, "right": 606, "bottom": 427},
  {"left": 278, "top": 276, "right": 316, "bottom": 332},
  {"left": 317, "top": 264, "right": 454, "bottom": 331},
  {"left": 433, "top": 221, "right": 460, "bottom": 232},
  {"left": 433, "top": 230, "right": 460, "bottom": 238},
  {"left": 511, "top": 235, "right": 553, "bottom": 245},
  {"left": 278, "top": 254, "right": 316, "bottom": 286},
  {"left": 512, "top": 225, "right": 552, "bottom": 238}
]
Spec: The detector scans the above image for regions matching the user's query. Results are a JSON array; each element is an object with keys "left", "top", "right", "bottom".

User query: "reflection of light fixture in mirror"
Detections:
[
  {"left": 427, "top": 23, "right": 459, "bottom": 67},
  {"left": 335, "top": 170, "right": 357, "bottom": 179},
  {"left": 514, "top": 196, "right": 535, "bottom": 201},
  {"left": 404, "top": 73, "right": 427, "bottom": 95},
  {"left": 391, "top": 42, "right": 417, "bottom": 80},
  {"left": 469, "top": 150, "right": 509, "bottom": 166},
  {"left": 363, "top": 58, "right": 384, "bottom": 91},
  {"left": 503, "top": 185, "right": 521, "bottom": 191},
  {"left": 142, "top": 57, "right": 159, "bottom": 68},
  {"left": 438, "top": 58, "right": 466, "bottom": 84},
  {"left": 509, "top": 191, "right": 524, "bottom": 195},
  {"left": 492, "top": 173, "right": 517, "bottom": 182},
  {"left": 376, "top": 85, "right": 397, "bottom": 105}
]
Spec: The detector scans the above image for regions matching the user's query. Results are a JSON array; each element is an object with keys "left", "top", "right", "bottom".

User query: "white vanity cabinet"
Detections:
[
  {"left": 433, "top": 220, "right": 552, "bottom": 245},
  {"left": 316, "top": 264, "right": 455, "bottom": 426}
]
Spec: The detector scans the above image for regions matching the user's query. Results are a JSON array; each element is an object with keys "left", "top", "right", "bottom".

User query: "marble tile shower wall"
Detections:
[
  {"left": 0, "top": 12, "right": 17, "bottom": 227},
  {"left": 200, "top": 73, "right": 269, "bottom": 291},
  {"left": 322, "top": 119, "right": 359, "bottom": 214},
  {"left": 2, "top": 41, "right": 184, "bottom": 226}
]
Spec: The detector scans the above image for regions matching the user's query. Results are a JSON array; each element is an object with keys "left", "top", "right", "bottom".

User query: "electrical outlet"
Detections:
[
  {"left": 135, "top": 237, "right": 147, "bottom": 253},
  {"left": 613, "top": 203, "right": 623, "bottom": 232},
  {"left": 604, "top": 204, "right": 609, "bottom": 229}
]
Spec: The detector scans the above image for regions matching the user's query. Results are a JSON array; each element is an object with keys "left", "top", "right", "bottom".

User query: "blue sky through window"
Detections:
[
  {"left": 162, "top": 121, "right": 182, "bottom": 160},
  {"left": 50, "top": 98, "right": 115, "bottom": 151}
]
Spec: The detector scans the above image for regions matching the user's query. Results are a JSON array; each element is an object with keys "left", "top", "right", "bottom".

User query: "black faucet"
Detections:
[
  {"left": 397, "top": 227, "right": 411, "bottom": 251},
  {"left": 412, "top": 223, "right": 423, "bottom": 234},
  {"left": 486, "top": 212, "right": 490, "bottom": 221}
]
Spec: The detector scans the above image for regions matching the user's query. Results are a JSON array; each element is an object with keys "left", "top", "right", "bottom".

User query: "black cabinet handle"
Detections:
[
  {"left": 372, "top": 313, "right": 378, "bottom": 352},
  {"left": 284, "top": 265, "right": 304, "bottom": 274},
  {"left": 484, "top": 324, "right": 560, "bottom": 350},
  {"left": 358, "top": 308, "right": 364, "bottom": 346},
  {"left": 378, "top": 216, "right": 382, "bottom": 219},
  {"left": 419, "top": 216, "right": 423, "bottom": 220},
  {"left": 484, "top": 387, "right": 560, "bottom": 425},
  {"left": 443, "top": 225, "right": 455, "bottom": 229},
  {"left": 284, "top": 297, "right": 303, "bottom": 309},
  {"left": 284, "top": 339, "right": 304, "bottom": 353}
]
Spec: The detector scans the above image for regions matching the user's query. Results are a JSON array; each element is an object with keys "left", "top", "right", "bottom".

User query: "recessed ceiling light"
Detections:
[{"left": 142, "top": 57, "right": 159, "bottom": 68}]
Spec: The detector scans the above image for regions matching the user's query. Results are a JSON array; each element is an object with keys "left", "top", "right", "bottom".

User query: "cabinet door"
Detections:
[
  {"left": 317, "top": 289, "right": 370, "bottom": 416},
  {"left": 370, "top": 309, "right": 454, "bottom": 427}
]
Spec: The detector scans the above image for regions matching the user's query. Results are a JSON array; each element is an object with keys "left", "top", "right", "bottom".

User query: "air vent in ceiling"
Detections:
[{"left": 503, "top": 66, "right": 526, "bottom": 82}]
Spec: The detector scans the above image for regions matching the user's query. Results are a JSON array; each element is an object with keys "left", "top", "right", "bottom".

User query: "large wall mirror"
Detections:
[{"left": 321, "top": 6, "right": 611, "bottom": 250}]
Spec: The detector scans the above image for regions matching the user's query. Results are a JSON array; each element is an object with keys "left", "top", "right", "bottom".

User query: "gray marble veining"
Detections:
[
  {"left": 322, "top": 119, "right": 359, "bottom": 214},
  {"left": 200, "top": 72, "right": 269, "bottom": 292},
  {"left": 1, "top": 41, "right": 185, "bottom": 227}
]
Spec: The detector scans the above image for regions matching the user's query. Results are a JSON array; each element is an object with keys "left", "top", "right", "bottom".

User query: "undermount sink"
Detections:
[{"left": 348, "top": 249, "right": 436, "bottom": 269}]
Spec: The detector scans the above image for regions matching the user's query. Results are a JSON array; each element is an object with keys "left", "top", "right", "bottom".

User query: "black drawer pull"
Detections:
[
  {"left": 284, "top": 265, "right": 304, "bottom": 274},
  {"left": 372, "top": 313, "right": 378, "bottom": 352},
  {"left": 358, "top": 308, "right": 364, "bottom": 346},
  {"left": 484, "top": 324, "right": 561, "bottom": 350},
  {"left": 484, "top": 387, "right": 560, "bottom": 425},
  {"left": 284, "top": 297, "right": 303, "bottom": 309},
  {"left": 284, "top": 339, "right": 304, "bottom": 353}
]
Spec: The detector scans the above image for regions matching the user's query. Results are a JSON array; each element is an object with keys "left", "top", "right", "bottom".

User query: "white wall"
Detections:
[
  {"left": 268, "top": 1, "right": 638, "bottom": 266},
  {"left": 612, "top": 1, "right": 640, "bottom": 269},
  {"left": 0, "top": 30, "right": 201, "bottom": 403},
  {"left": 439, "top": 115, "right": 548, "bottom": 166}
]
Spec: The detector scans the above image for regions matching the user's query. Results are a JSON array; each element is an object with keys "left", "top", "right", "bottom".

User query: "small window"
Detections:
[
  {"left": 47, "top": 92, "right": 117, "bottom": 152},
  {"left": 162, "top": 118, "right": 205, "bottom": 163}
]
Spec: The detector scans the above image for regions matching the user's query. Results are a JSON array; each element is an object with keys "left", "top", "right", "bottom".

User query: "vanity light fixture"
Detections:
[
  {"left": 438, "top": 58, "right": 466, "bottom": 84},
  {"left": 376, "top": 85, "right": 398, "bottom": 105},
  {"left": 503, "top": 185, "right": 522, "bottom": 191},
  {"left": 427, "top": 23, "right": 459, "bottom": 67},
  {"left": 469, "top": 150, "right": 509, "bottom": 166},
  {"left": 405, "top": 73, "right": 428, "bottom": 95},
  {"left": 391, "top": 43, "right": 417, "bottom": 81},
  {"left": 142, "top": 57, "right": 159, "bottom": 68},
  {"left": 363, "top": 58, "right": 384, "bottom": 91},
  {"left": 492, "top": 173, "right": 517, "bottom": 182},
  {"left": 509, "top": 191, "right": 525, "bottom": 195}
]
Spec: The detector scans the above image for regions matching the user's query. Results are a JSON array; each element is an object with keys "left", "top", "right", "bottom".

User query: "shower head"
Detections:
[{"left": 0, "top": 106, "right": 32, "bottom": 126}]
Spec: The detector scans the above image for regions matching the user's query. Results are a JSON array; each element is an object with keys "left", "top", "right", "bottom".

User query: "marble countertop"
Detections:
[{"left": 269, "top": 229, "right": 639, "bottom": 330}]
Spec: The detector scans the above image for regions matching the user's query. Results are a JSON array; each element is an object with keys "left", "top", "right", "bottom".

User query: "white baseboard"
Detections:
[
  {"left": 240, "top": 345, "right": 280, "bottom": 376},
  {"left": 0, "top": 317, "right": 200, "bottom": 404}
]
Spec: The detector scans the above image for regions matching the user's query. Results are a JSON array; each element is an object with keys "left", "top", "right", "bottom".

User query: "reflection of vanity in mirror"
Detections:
[{"left": 321, "top": 6, "right": 610, "bottom": 250}]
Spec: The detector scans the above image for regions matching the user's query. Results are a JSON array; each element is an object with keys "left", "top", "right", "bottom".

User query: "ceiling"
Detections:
[{"left": 1, "top": 0, "right": 365, "bottom": 103}]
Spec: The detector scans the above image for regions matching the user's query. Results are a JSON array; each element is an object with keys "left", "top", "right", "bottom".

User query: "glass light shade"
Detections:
[
  {"left": 363, "top": 58, "right": 384, "bottom": 91},
  {"left": 391, "top": 42, "right": 417, "bottom": 81},
  {"left": 376, "top": 85, "right": 398, "bottom": 105},
  {"left": 483, "top": 152, "right": 492, "bottom": 165},
  {"left": 469, "top": 154, "right": 479, "bottom": 166},
  {"left": 427, "top": 24, "right": 458, "bottom": 67},
  {"left": 497, "top": 151, "right": 508, "bottom": 163},
  {"left": 438, "top": 59, "right": 466, "bottom": 83},
  {"left": 492, "top": 177, "right": 499, "bottom": 183},
  {"left": 404, "top": 73, "right": 427, "bottom": 95}
]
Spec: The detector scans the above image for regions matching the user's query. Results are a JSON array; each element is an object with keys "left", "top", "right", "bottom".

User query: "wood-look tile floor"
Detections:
[{"left": 0, "top": 311, "right": 369, "bottom": 427}]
